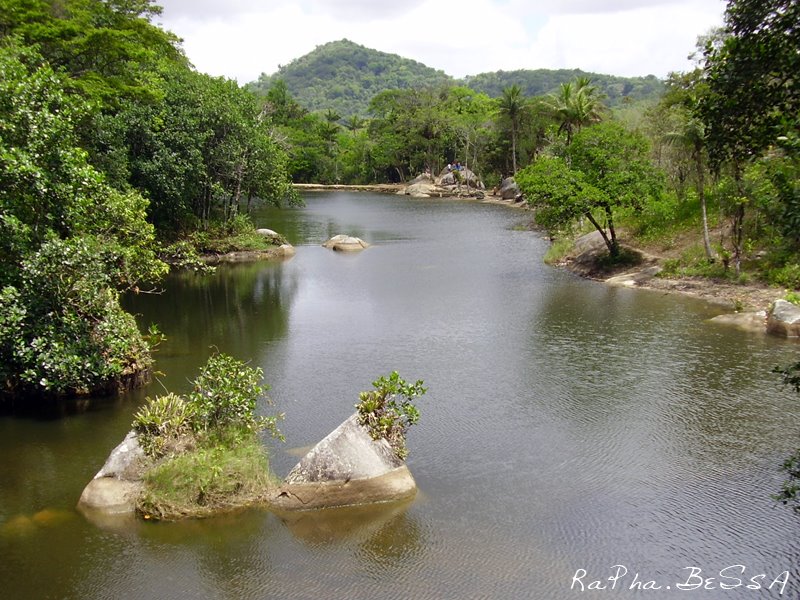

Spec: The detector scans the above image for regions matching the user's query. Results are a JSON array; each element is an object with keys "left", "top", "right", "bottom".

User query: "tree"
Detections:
[
  {"left": 496, "top": 85, "right": 525, "bottom": 173},
  {"left": 0, "top": 43, "right": 166, "bottom": 400},
  {"left": 549, "top": 77, "right": 605, "bottom": 147},
  {"left": 661, "top": 70, "right": 716, "bottom": 260},
  {"left": 517, "top": 122, "right": 661, "bottom": 257},
  {"left": 700, "top": 0, "right": 799, "bottom": 274},
  {"left": 0, "top": 0, "right": 185, "bottom": 108},
  {"left": 702, "top": 0, "right": 799, "bottom": 169},
  {"left": 113, "top": 66, "right": 297, "bottom": 231}
]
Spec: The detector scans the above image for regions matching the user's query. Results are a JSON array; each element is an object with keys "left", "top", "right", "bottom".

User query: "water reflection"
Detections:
[
  {"left": 124, "top": 260, "right": 299, "bottom": 394},
  {"left": 3, "top": 192, "right": 800, "bottom": 599}
]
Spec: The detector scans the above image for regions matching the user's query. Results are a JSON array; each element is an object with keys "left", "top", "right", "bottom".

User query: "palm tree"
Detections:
[
  {"left": 550, "top": 77, "right": 604, "bottom": 146},
  {"left": 497, "top": 84, "right": 526, "bottom": 174},
  {"left": 344, "top": 114, "right": 364, "bottom": 133},
  {"left": 664, "top": 108, "right": 716, "bottom": 261}
]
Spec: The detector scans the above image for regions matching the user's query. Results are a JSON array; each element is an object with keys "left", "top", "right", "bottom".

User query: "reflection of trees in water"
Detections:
[
  {"left": 532, "top": 279, "right": 800, "bottom": 461},
  {"left": 125, "top": 261, "right": 298, "bottom": 364}
]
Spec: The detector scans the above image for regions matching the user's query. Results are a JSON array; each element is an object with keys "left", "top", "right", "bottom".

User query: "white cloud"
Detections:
[{"left": 154, "top": 0, "right": 726, "bottom": 83}]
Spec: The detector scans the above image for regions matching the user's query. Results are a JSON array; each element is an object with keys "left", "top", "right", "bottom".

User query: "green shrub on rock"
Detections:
[
  {"left": 355, "top": 371, "right": 427, "bottom": 460},
  {"left": 131, "top": 353, "right": 284, "bottom": 520}
]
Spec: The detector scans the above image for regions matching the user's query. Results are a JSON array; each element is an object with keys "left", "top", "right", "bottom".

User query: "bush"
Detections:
[
  {"left": 133, "top": 353, "right": 284, "bottom": 458},
  {"left": 132, "top": 354, "right": 284, "bottom": 520},
  {"left": 188, "top": 353, "right": 282, "bottom": 436},
  {"left": 355, "top": 371, "right": 427, "bottom": 460},
  {"left": 1, "top": 238, "right": 158, "bottom": 397},
  {"left": 767, "top": 263, "right": 800, "bottom": 290},
  {"left": 132, "top": 393, "right": 197, "bottom": 458}
]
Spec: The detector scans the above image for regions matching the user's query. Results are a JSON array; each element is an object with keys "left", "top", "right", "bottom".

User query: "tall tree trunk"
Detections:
[
  {"left": 604, "top": 204, "right": 619, "bottom": 257},
  {"left": 695, "top": 147, "right": 714, "bottom": 261},
  {"left": 511, "top": 125, "right": 518, "bottom": 174},
  {"left": 584, "top": 211, "right": 618, "bottom": 257},
  {"left": 731, "top": 162, "right": 745, "bottom": 276}
]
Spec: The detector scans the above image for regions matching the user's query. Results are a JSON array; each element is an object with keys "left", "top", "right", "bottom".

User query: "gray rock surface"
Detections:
[
  {"left": 78, "top": 430, "right": 145, "bottom": 515},
  {"left": 605, "top": 266, "right": 663, "bottom": 287},
  {"left": 404, "top": 182, "right": 434, "bottom": 197},
  {"left": 285, "top": 414, "right": 403, "bottom": 483},
  {"left": 499, "top": 177, "right": 522, "bottom": 200},
  {"left": 273, "top": 413, "right": 417, "bottom": 510},
  {"left": 78, "top": 479, "right": 143, "bottom": 514},
  {"left": 710, "top": 311, "right": 767, "bottom": 333},
  {"left": 94, "top": 430, "right": 145, "bottom": 480},
  {"left": 767, "top": 299, "right": 800, "bottom": 337}
]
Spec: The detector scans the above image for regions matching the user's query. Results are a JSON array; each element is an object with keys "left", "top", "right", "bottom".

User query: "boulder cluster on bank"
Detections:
[{"left": 396, "top": 169, "right": 524, "bottom": 204}]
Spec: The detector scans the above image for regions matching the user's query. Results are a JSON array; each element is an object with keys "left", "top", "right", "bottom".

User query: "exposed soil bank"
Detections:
[{"left": 556, "top": 232, "right": 785, "bottom": 314}]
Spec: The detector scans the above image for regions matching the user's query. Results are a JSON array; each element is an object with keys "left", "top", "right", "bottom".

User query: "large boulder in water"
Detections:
[
  {"left": 271, "top": 413, "right": 417, "bottom": 511},
  {"left": 322, "top": 235, "right": 370, "bottom": 252},
  {"left": 78, "top": 431, "right": 145, "bottom": 515},
  {"left": 767, "top": 299, "right": 800, "bottom": 337}
]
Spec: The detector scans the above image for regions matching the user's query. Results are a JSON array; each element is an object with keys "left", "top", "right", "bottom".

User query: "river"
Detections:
[{"left": 1, "top": 192, "right": 798, "bottom": 599}]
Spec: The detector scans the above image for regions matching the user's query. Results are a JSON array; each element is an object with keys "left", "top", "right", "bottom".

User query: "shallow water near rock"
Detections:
[{"left": 1, "top": 192, "right": 799, "bottom": 599}]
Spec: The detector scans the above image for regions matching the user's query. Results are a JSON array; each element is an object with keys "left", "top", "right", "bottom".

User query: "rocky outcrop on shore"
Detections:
[
  {"left": 767, "top": 299, "right": 800, "bottom": 337},
  {"left": 397, "top": 169, "right": 486, "bottom": 200}
]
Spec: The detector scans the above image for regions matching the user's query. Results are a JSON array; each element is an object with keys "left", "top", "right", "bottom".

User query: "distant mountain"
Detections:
[
  {"left": 462, "top": 69, "right": 664, "bottom": 107},
  {"left": 247, "top": 39, "right": 452, "bottom": 117},
  {"left": 247, "top": 39, "right": 665, "bottom": 117}
]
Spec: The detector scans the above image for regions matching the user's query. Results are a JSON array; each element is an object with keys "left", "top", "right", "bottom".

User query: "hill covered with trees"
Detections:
[
  {"left": 248, "top": 39, "right": 664, "bottom": 117},
  {"left": 248, "top": 39, "right": 452, "bottom": 117}
]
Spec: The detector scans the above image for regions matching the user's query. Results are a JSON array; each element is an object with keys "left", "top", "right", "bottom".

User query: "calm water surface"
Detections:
[{"left": 1, "top": 192, "right": 799, "bottom": 599}]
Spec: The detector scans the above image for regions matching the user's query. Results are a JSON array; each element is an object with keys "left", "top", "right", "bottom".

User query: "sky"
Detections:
[{"left": 153, "top": 0, "right": 727, "bottom": 84}]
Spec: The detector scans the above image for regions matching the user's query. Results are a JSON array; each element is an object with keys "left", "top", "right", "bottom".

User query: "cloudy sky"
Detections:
[{"left": 154, "top": 0, "right": 727, "bottom": 84}]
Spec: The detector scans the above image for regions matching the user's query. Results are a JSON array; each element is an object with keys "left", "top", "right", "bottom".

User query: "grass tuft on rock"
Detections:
[{"left": 137, "top": 429, "right": 278, "bottom": 521}]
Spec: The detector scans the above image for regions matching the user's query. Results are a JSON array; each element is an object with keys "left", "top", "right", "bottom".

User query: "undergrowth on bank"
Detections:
[{"left": 132, "top": 353, "right": 283, "bottom": 521}]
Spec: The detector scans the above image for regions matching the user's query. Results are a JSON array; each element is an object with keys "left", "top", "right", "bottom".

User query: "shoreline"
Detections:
[
  {"left": 294, "top": 183, "right": 404, "bottom": 193},
  {"left": 296, "top": 181, "right": 785, "bottom": 315}
]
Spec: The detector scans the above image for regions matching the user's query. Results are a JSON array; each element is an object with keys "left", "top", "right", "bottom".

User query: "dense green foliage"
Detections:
[
  {"left": 510, "top": 0, "right": 799, "bottom": 289},
  {"left": 110, "top": 65, "right": 298, "bottom": 233},
  {"left": 0, "top": 42, "right": 166, "bottom": 399},
  {"left": 355, "top": 371, "right": 427, "bottom": 460},
  {"left": 133, "top": 353, "right": 283, "bottom": 457},
  {"left": 0, "top": 1, "right": 297, "bottom": 402},
  {"left": 133, "top": 354, "right": 283, "bottom": 520},
  {"left": 249, "top": 39, "right": 452, "bottom": 118},
  {"left": 463, "top": 69, "right": 664, "bottom": 108},
  {"left": 518, "top": 123, "right": 661, "bottom": 256}
]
